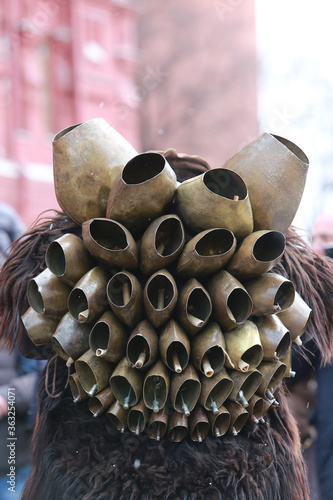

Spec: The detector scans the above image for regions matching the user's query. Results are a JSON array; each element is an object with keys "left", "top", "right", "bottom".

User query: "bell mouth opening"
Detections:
[
  {"left": 233, "top": 412, "right": 248, "bottom": 433},
  {"left": 275, "top": 282, "right": 295, "bottom": 311},
  {"left": 89, "top": 219, "right": 128, "bottom": 250},
  {"left": 203, "top": 169, "right": 247, "bottom": 200},
  {"left": 123, "top": 153, "right": 165, "bottom": 184},
  {"left": 168, "top": 424, "right": 187, "bottom": 442},
  {"left": 147, "top": 275, "right": 175, "bottom": 310},
  {"left": 239, "top": 371, "right": 262, "bottom": 401},
  {"left": 89, "top": 322, "right": 110, "bottom": 354},
  {"left": 191, "top": 422, "right": 209, "bottom": 441},
  {"left": 268, "top": 364, "right": 287, "bottom": 392},
  {"left": 107, "top": 273, "right": 132, "bottom": 307},
  {"left": 241, "top": 345, "right": 263, "bottom": 371},
  {"left": 155, "top": 218, "right": 184, "bottom": 257},
  {"left": 111, "top": 377, "right": 136, "bottom": 407},
  {"left": 275, "top": 332, "right": 291, "bottom": 359},
  {"left": 207, "top": 378, "right": 233, "bottom": 410},
  {"left": 53, "top": 123, "right": 81, "bottom": 142},
  {"left": 52, "top": 337, "right": 70, "bottom": 361},
  {"left": 127, "top": 337, "right": 150, "bottom": 367},
  {"left": 187, "top": 289, "right": 212, "bottom": 325},
  {"left": 227, "top": 289, "right": 252, "bottom": 323},
  {"left": 75, "top": 362, "right": 97, "bottom": 394},
  {"left": 175, "top": 380, "right": 201, "bottom": 413},
  {"left": 107, "top": 412, "right": 125, "bottom": 431},
  {"left": 46, "top": 242, "right": 66, "bottom": 277},
  {"left": 272, "top": 135, "right": 309, "bottom": 165},
  {"left": 166, "top": 342, "right": 188, "bottom": 372},
  {"left": 27, "top": 281, "right": 45, "bottom": 314},
  {"left": 201, "top": 346, "right": 225, "bottom": 374},
  {"left": 148, "top": 420, "right": 167, "bottom": 440},
  {"left": 251, "top": 398, "right": 264, "bottom": 419},
  {"left": 144, "top": 376, "right": 167, "bottom": 408},
  {"left": 253, "top": 231, "right": 285, "bottom": 262},
  {"left": 214, "top": 412, "right": 230, "bottom": 436},
  {"left": 195, "top": 228, "right": 235, "bottom": 257},
  {"left": 68, "top": 289, "right": 88, "bottom": 322},
  {"left": 89, "top": 399, "right": 103, "bottom": 415},
  {"left": 128, "top": 409, "right": 145, "bottom": 433}
]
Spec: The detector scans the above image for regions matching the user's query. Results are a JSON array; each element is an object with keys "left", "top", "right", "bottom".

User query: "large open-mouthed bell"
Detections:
[
  {"left": 147, "top": 407, "right": 168, "bottom": 441},
  {"left": 106, "top": 271, "right": 144, "bottom": 328},
  {"left": 224, "top": 400, "right": 249, "bottom": 435},
  {"left": 175, "top": 168, "right": 253, "bottom": 239},
  {"left": 67, "top": 266, "right": 110, "bottom": 324},
  {"left": 143, "top": 360, "right": 170, "bottom": 413},
  {"left": 140, "top": 214, "right": 185, "bottom": 276},
  {"left": 88, "top": 387, "right": 115, "bottom": 417},
  {"left": 53, "top": 118, "right": 137, "bottom": 224},
  {"left": 27, "top": 268, "right": 71, "bottom": 319},
  {"left": 159, "top": 319, "right": 190, "bottom": 373},
  {"left": 227, "top": 369, "right": 262, "bottom": 408},
  {"left": 106, "top": 400, "right": 129, "bottom": 433},
  {"left": 82, "top": 218, "right": 138, "bottom": 270},
  {"left": 176, "top": 278, "right": 212, "bottom": 336},
  {"left": 106, "top": 152, "right": 177, "bottom": 235},
  {"left": 257, "top": 360, "right": 287, "bottom": 402},
  {"left": 226, "top": 230, "right": 286, "bottom": 280},
  {"left": 110, "top": 357, "right": 143, "bottom": 409},
  {"left": 128, "top": 400, "right": 149, "bottom": 435},
  {"left": 168, "top": 411, "right": 188, "bottom": 442},
  {"left": 126, "top": 320, "right": 158, "bottom": 370},
  {"left": 144, "top": 269, "right": 178, "bottom": 328},
  {"left": 69, "top": 372, "right": 89, "bottom": 404},
  {"left": 209, "top": 405, "right": 230, "bottom": 437},
  {"left": 89, "top": 310, "right": 127, "bottom": 363},
  {"left": 199, "top": 368, "right": 233, "bottom": 413},
  {"left": 222, "top": 133, "right": 309, "bottom": 232},
  {"left": 191, "top": 322, "right": 226, "bottom": 377},
  {"left": 206, "top": 270, "right": 252, "bottom": 332},
  {"left": 189, "top": 405, "right": 209, "bottom": 442},
  {"left": 170, "top": 365, "right": 201, "bottom": 416},
  {"left": 253, "top": 314, "right": 291, "bottom": 362},
  {"left": 244, "top": 272, "right": 295, "bottom": 316},
  {"left": 223, "top": 320, "right": 263, "bottom": 372},
  {"left": 277, "top": 291, "right": 312, "bottom": 346},
  {"left": 45, "top": 233, "right": 94, "bottom": 287},
  {"left": 75, "top": 349, "right": 113, "bottom": 397},
  {"left": 21, "top": 307, "right": 59, "bottom": 345},
  {"left": 247, "top": 395, "right": 269, "bottom": 424},
  {"left": 52, "top": 312, "right": 91, "bottom": 366},
  {"left": 176, "top": 228, "right": 236, "bottom": 279}
]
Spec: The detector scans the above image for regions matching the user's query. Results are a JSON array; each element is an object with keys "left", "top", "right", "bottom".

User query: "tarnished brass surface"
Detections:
[
  {"left": 277, "top": 291, "right": 312, "bottom": 343},
  {"left": 224, "top": 400, "right": 249, "bottom": 435},
  {"left": 88, "top": 387, "right": 115, "bottom": 417},
  {"left": 144, "top": 269, "right": 178, "bottom": 328},
  {"left": 176, "top": 278, "right": 212, "bottom": 336},
  {"left": 75, "top": 349, "right": 113, "bottom": 396},
  {"left": 67, "top": 266, "right": 110, "bottom": 324},
  {"left": 176, "top": 228, "right": 236, "bottom": 279},
  {"left": 222, "top": 133, "right": 309, "bottom": 232},
  {"left": 175, "top": 168, "right": 253, "bottom": 239},
  {"left": 110, "top": 357, "right": 143, "bottom": 408},
  {"left": 227, "top": 369, "right": 262, "bottom": 406},
  {"left": 199, "top": 368, "right": 233, "bottom": 412},
  {"left": 170, "top": 365, "right": 201, "bottom": 415},
  {"left": 143, "top": 360, "right": 170, "bottom": 412},
  {"left": 52, "top": 312, "right": 91, "bottom": 362},
  {"left": 167, "top": 411, "right": 188, "bottom": 442},
  {"left": 226, "top": 230, "right": 286, "bottom": 280},
  {"left": 21, "top": 307, "right": 59, "bottom": 345},
  {"left": 106, "top": 400, "right": 129, "bottom": 433},
  {"left": 191, "top": 322, "right": 226, "bottom": 376},
  {"left": 280, "top": 345, "right": 294, "bottom": 378},
  {"left": 126, "top": 320, "right": 158, "bottom": 370},
  {"left": 128, "top": 400, "right": 149, "bottom": 434},
  {"left": 46, "top": 233, "right": 94, "bottom": 287},
  {"left": 69, "top": 373, "right": 89, "bottom": 404},
  {"left": 140, "top": 214, "right": 185, "bottom": 276},
  {"left": 107, "top": 271, "right": 143, "bottom": 328},
  {"left": 253, "top": 314, "right": 291, "bottom": 361},
  {"left": 189, "top": 404, "right": 209, "bottom": 442},
  {"left": 53, "top": 118, "right": 137, "bottom": 224},
  {"left": 106, "top": 153, "right": 177, "bottom": 235},
  {"left": 206, "top": 270, "right": 252, "bottom": 331},
  {"left": 223, "top": 320, "right": 263, "bottom": 372},
  {"left": 89, "top": 310, "right": 127, "bottom": 363},
  {"left": 247, "top": 395, "right": 265, "bottom": 421},
  {"left": 257, "top": 360, "right": 287, "bottom": 398},
  {"left": 147, "top": 407, "right": 168, "bottom": 441},
  {"left": 159, "top": 319, "right": 190, "bottom": 373},
  {"left": 27, "top": 268, "right": 71, "bottom": 319},
  {"left": 208, "top": 405, "right": 230, "bottom": 437},
  {"left": 244, "top": 273, "right": 295, "bottom": 316},
  {"left": 82, "top": 218, "right": 138, "bottom": 270}
]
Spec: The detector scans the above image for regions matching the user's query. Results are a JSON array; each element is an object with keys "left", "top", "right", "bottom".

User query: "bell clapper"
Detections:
[
  {"left": 120, "top": 426, "right": 125, "bottom": 433},
  {"left": 273, "top": 352, "right": 279, "bottom": 362},
  {"left": 252, "top": 415, "right": 260, "bottom": 424},
  {"left": 231, "top": 426, "right": 238, "bottom": 436},
  {"left": 197, "top": 430, "right": 203, "bottom": 442},
  {"left": 259, "top": 417, "right": 266, "bottom": 424},
  {"left": 214, "top": 427, "right": 221, "bottom": 437},
  {"left": 238, "top": 359, "right": 249, "bottom": 372},
  {"left": 266, "top": 389, "right": 275, "bottom": 401},
  {"left": 134, "top": 343, "right": 147, "bottom": 369},
  {"left": 73, "top": 397, "right": 80, "bottom": 404},
  {"left": 78, "top": 308, "right": 89, "bottom": 322},
  {"left": 210, "top": 394, "right": 219, "bottom": 415},
  {"left": 237, "top": 389, "right": 248, "bottom": 407},
  {"left": 172, "top": 348, "right": 182, "bottom": 373},
  {"left": 156, "top": 422, "right": 161, "bottom": 441},
  {"left": 157, "top": 288, "right": 165, "bottom": 310},
  {"left": 170, "top": 431, "right": 175, "bottom": 441},
  {"left": 96, "top": 348, "right": 107, "bottom": 357},
  {"left": 233, "top": 195, "right": 239, "bottom": 201},
  {"left": 135, "top": 414, "right": 141, "bottom": 435},
  {"left": 187, "top": 312, "right": 204, "bottom": 328},
  {"left": 88, "top": 383, "right": 98, "bottom": 397},
  {"left": 123, "top": 386, "right": 132, "bottom": 410},
  {"left": 122, "top": 283, "right": 131, "bottom": 305},
  {"left": 273, "top": 303, "right": 281, "bottom": 312},
  {"left": 153, "top": 382, "right": 160, "bottom": 413},
  {"left": 290, "top": 370, "right": 296, "bottom": 378},
  {"left": 295, "top": 336, "right": 303, "bottom": 346},
  {"left": 202, "top": 353, "right": 214, "bottom": 377},
  {"left": 180, "top": 390, "right": 190, "bottom": 417},
  {"left": 66, "top": 357, "right": 74, "bottom": 368}
]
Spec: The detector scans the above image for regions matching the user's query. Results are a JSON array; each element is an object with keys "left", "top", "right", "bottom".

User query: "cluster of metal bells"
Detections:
[{"left": 21, "top": 119, "right": 311, "bottom": 442}]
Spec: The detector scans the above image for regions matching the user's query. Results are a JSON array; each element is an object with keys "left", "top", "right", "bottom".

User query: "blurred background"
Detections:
[{"left": 0, "top": 0, "right": 332, "bottom": 231}]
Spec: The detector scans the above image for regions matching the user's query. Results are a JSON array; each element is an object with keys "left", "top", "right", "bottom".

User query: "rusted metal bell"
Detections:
[
  {"left": 168, "top": 411, "right": 188, "bottom": 442},
  {"left": 127, "top": 399, "right": 149, "bottom": 435},
  {"left": 209, "top": 404, "right": 230, "bottom": 437},
  {"left": 126, "top": 320, "right": 158, "bottom": 370},
  {"left": 52, "top": 312, "right": 91, "bottom": 365},
  {"left": 280, "top": 345, "right": 296, "bottom": 378},
  {"left": 53, "top": 118, "right": 137, "bottom": 225},
  {"left": 224, "top": 400, "right": 249, "bottom": 435},
  {"left": 88, "top": 387, "right": 116, "bottom": 417},
  {"left": 226, "top": 230, "right": 286, "bottom": 280},
  {"left": 110, "top": 357, "right": 143, "bottom": 409},
  {"left": 106, "top": 271, "right": 143, "bottom": 329},
  {"left": 69, "top": 372, "right": 89, "bottom": 403},
  {"left": 223, "top": 320, "right": 263, "bottom": 372},
  {"left": 244, "top": 272, "right": 295, "bottom": 316},
  {"left": 75, "top": 349, "right": 113, "bottom": 397},
  {"left": 277, "top": 291, "right": 312, "bottom": 346},
  {"left": 189, "top": 404, "right": 209, "bottom": 442},
  {"left": 159, "top": 319, "right": 190, "bottom": 373},
  {"left": 143, "top": 360, "right": 170, "bottom": 413},
  {"left": 177, "top": 278, "right": 212, "bottom": 336},
  {"left": 191, "top": 322, "right": 226, "bottom": 377},
  {"left": 106, "top": 152, "right": 177, "bottom": 235},
  {"left": 67, "top": 266, "right": 110, "bottom": 324},
  {"left": 199, "top": 368, "right": 234, "bottom": 413},
  {"left": 176, "top": 228, "right": 236, "bottom": 279},
  {"left": 227, "top": 369, "right": 262, "bottom": 408},
  {"left": 82, "top": 218, "right": 138, "bottom": 270},
  {"left": 21, "top": 307, "right": 59, "bottom": 345},
  {"left": 27, "top": 268, "right": 71, "bottom": 319},
  {"left": 175, "top": 168, "right": 253, "bottom": 239},
  {"left": 89, "top": 310, "right": 127, "bottom": 363},
  {"left": 147, "top": 407, "right": 168, "bottom": 441},
  {"left": 206, "top": 270, "right": 253, "bottom": 332},
  {"left": 170, "top": 364, "right": 201, "bottom": 416},
  {"left": 247, "top": 395, "right": 266, "bottom": 423},
  {"left": 257, "top": 360, "right": 287, "bottom": 402},
  {"left": 45, "top": 233, "right": 94, "bottom": 287},
  {"left": 222, "top": 133, "right": 309, "bottom": 232},
  {"left": 140, "top": 214, "right": 185, "bottom": 276},
  {"left": 253, "top": 314, "right": 291, "bottom": 361},
  {"left": 144, "top": 269, "right": 178, "bottom": 328},
  {"left": 106, "top": 400, "right": 129, "bottom": 433}
]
